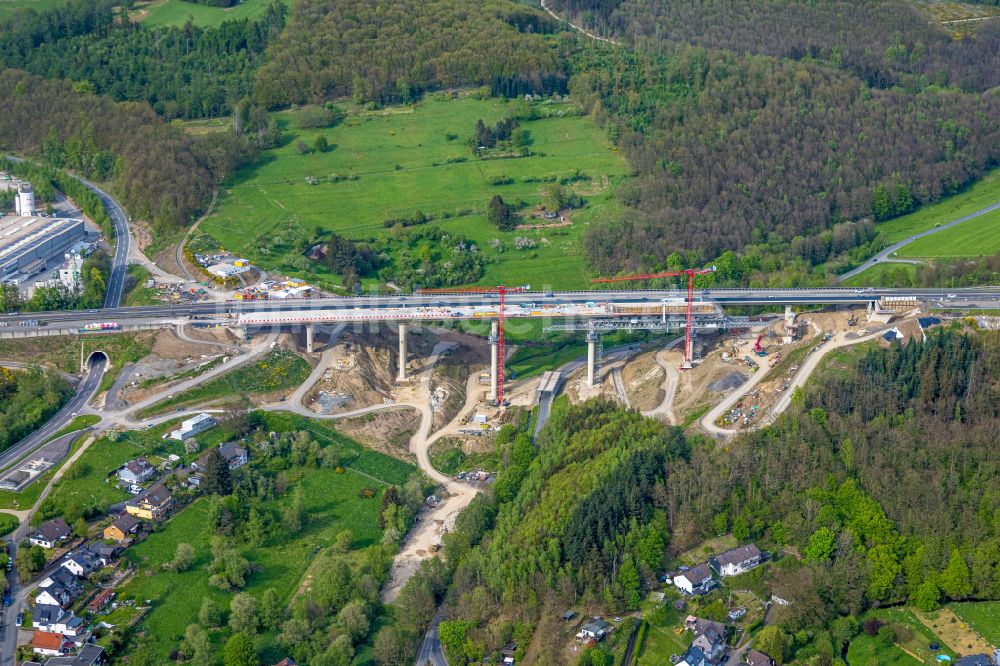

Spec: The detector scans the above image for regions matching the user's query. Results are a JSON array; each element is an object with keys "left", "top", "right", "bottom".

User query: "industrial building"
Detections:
[
  {"left": 15, "top": 183, "right": 35, "bottom": 216},
  {"left": 0, "top": 216, "right": 86, "bottom": 285},
  {"left": 169, "top": 413, "right": 218, "bottom": 441}
]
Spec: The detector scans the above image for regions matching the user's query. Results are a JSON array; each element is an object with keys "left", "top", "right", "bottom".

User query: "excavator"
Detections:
[{"left": 753, "top": 334, "right": 767, "bottom": 357}]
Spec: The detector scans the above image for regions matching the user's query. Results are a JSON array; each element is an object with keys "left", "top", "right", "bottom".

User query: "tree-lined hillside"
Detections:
[
  {"left": 0, "top": 367, "right": 72, "bottom": 454},
  {"left": 0, "top": 68, "right": 254, "bottom": 231},
  {"left": 0, "top": 0, "right": 287, "bottom": 119},
  {"left": 254, "top": 0, "right": 569, "bottom": 106},
  {"left": 571, "top": 46, "right": 1000, "bottom": 270},
  {"left": 434, "top": 329, "right": 1000, "bottom": 663},
  {"left": 551, "top": 0, "right": 1000, "bottom": 92}
]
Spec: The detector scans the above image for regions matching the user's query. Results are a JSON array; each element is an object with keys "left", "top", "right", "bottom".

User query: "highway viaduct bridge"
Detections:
[{"left": 0, "top": 287, "right": 995, "bottom": 394}]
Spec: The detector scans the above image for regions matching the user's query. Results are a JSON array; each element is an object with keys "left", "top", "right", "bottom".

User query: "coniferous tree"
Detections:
[{"left": 202, "top": 448, "right": 232, "bottom": 496}]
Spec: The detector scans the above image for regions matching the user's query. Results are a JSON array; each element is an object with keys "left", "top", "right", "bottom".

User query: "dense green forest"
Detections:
[
  {"left": 419, "top": 329, "right": 1000, "bottom": 663},
  {"left": 552, "top": 0, "right": 1000, "bottom": 92},
  {"left": 2, "top": 0, "right": 998, "bottom": 280},
  {"left": 0, "top": 367, "right": 72, "bottom": 453},
  {"left": 0, "top": 68, "right": 255, "bottom": 231},
  {"left": 254, "top": 0, "right": 568, "bottom": 106},
  {"left": 568, "top": 41, "right": 1000, "bottom": 270},
  {"left": 0, "top": 0, "right": 287, "bottom": 119}
]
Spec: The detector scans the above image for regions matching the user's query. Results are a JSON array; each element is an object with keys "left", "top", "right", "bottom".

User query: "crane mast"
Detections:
[
  {"left": 416, "top": 284, "right": 528, "bottom": 406},
  {"left": 592, "top": 266, "right": 717, "bottom": 368}
]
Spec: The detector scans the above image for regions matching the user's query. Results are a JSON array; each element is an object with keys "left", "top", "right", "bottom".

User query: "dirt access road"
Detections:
[
  {"left": 640, "top": 336, "right": 684, "bottom": 424},
  {"left": 381, "top": 341, "right": 482, "bottom": 603},
  {"left": 702, "top": 327, "right": 889, "bottom": 436}
]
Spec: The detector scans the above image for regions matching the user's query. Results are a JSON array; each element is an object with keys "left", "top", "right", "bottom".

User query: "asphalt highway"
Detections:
[
  {"left": 0, "top": 355, "right": 105, "bottom": 664},
  {"left": 77, "top": 177, "right": 130, "bottom": 308},
  {"left": 0, "top": 287, "right": 1000, "bottom": 326},
  {"left": 838, "top": 200, "right": 1000, "bottom": 282},
  {"left": 1, "top": 287, "right": 999, "bottom": 330},
  {"left": 0, "top": 355, "right": 106, "bottom": 473}
]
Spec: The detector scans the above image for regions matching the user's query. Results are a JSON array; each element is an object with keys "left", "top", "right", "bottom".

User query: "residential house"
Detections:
[
  {"left": 674, "top": 563, "right": 714, "bottom": 595},
  {"left": 687, "top": 616, "right": 727, "bottom": 661},
  {"left": 125, "top": 484, "right": 173, "bottom": 521},
  {"left": 576, "top": 618, "right": 612, "bottom": 642},
  {"left": 36, "top": 569, "right": 83, "bottom": 607},
  {"left": 31, "top": 605, "right": 84, "bottom": 637},
  {"left": 32, "top": 631, "right": 69, "bottom": 657},
  {"left": 87, "top": 543, "right": 119, "bottom": 565},
  {"left": 42, "top": 645, "right": 105, "bottom": 666},
  {"left": 116, "top": 458, "right": 154, "bottom": 486},
  {"left": 273, "top": 660, "right": 297, "bottom": 666},
  {"left": 710, "top": 544, "right": 764, "bottom": 577},
  {"left": 676, "top": 646, "right": 708, "bottom": 666},
  {"left": 169, "top": 413, "right": 217, "bottom": 441},
  {"left": 195, "top": 442, "right": 249, "bottom": 472},
  {"left": 103, "top": 513, "right": 139, "bottom": 543},
  {"left": 61, "top": 550, "right": 101, "bottom": 578},
  {"left": 29, "top": 518, "right": 71, "bottom": 549},
  {"left": 218, "top": 442, "right": 249, "bottom": 470},
  {"left": 745, "top": 650, "right": 774, "bottom": 666}
]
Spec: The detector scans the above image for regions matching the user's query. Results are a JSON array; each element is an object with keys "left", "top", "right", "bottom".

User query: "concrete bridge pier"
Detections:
[
  {"left": 489, "top": 321, "right": 499, "bottom": 402},
  {"left": 306, "top": 324, "right": 315, "bottom": 354},
  {"left": 397, "top": 323, "right": 408, "bottom": 382},
  {"left": 586, "top": 330, "right": 599, "bottom": 387}
]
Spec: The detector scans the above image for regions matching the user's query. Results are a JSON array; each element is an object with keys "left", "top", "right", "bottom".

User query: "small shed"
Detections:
[{"left": 562, "top": 610, "right": 577, "bottom": 621}]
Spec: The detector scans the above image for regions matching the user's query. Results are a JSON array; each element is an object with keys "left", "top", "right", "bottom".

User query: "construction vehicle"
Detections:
[
  {"left": 847, "top": 313, "right": 858, "bottom": 327},
  {"left": 753, "top": 335, "right": 766, "bottom": 356},
  {"left": 591, "top": 265, "right": 717, "bottom": 368}
]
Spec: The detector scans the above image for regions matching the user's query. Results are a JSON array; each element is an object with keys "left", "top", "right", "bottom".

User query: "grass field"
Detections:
[
  {"left": 137, "top": 347, "right": 310, "bottom": 417},
  {"left": 0, "top": 0, "right": 64, "bottom": 19},
  {"left": 42, "top": 436, "right": 139, "bottom": 518},
  {"left": 876, "top": 167, "right": 1000, "bottom": 245},
  {"left": 115, "top": 417, "right": 413, "bottom": 661},
  {"left": 39, "top": 418, "right": 197, "bottom": 520},
  {"left": 44, "top": 414, "right": 101, "bottom": 443},
  {"left": 133, "top": 0, "right": 285, "bottom": 28},
  {"left": 200, "top": 95, "right": 628, "bottom": 290},
  {"left": 842, "top": 262, "right": 918, "bottom": 287},
  {"left": 637, "top": 595, "right": 691, "bottom": 665},
  {"left": 271, "top": 413, "right": 415, "bottom": 484},
  {"left": 847, "top": 607, "right": 956, "bottom": 666},
  {"left": 950, "top": 601, "right": 1000, "bottom": 647},
  {"left": 124, "top": 265, "right": 159, "bottom": 307},
  {"left": 897, "top": 207, "right": 1000, "bottom": 258}
]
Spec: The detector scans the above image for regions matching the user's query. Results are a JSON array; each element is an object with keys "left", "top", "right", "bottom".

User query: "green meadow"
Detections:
[
  {"left": 200, "top": 94, "right": 628, "bottom": 289},
  {"left": 113, "top": 415, "right": 414, "bottom": 662},
  {"left": 898, "top": 206, "right": 1000, "bottom": 258},
  {"left": 875, "top": 167, "right": 1000, "bottom": 245},
  {"left": 135, "top": 0, "right": 284, "bottom": 28}
]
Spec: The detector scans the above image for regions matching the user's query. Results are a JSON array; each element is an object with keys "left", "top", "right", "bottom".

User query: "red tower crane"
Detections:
[
  {"left": 415, "top": 284, "right": 528, "bottom": 406},
  {"left": 591, "top": 266, "right": 716, "bottom": 368}
]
